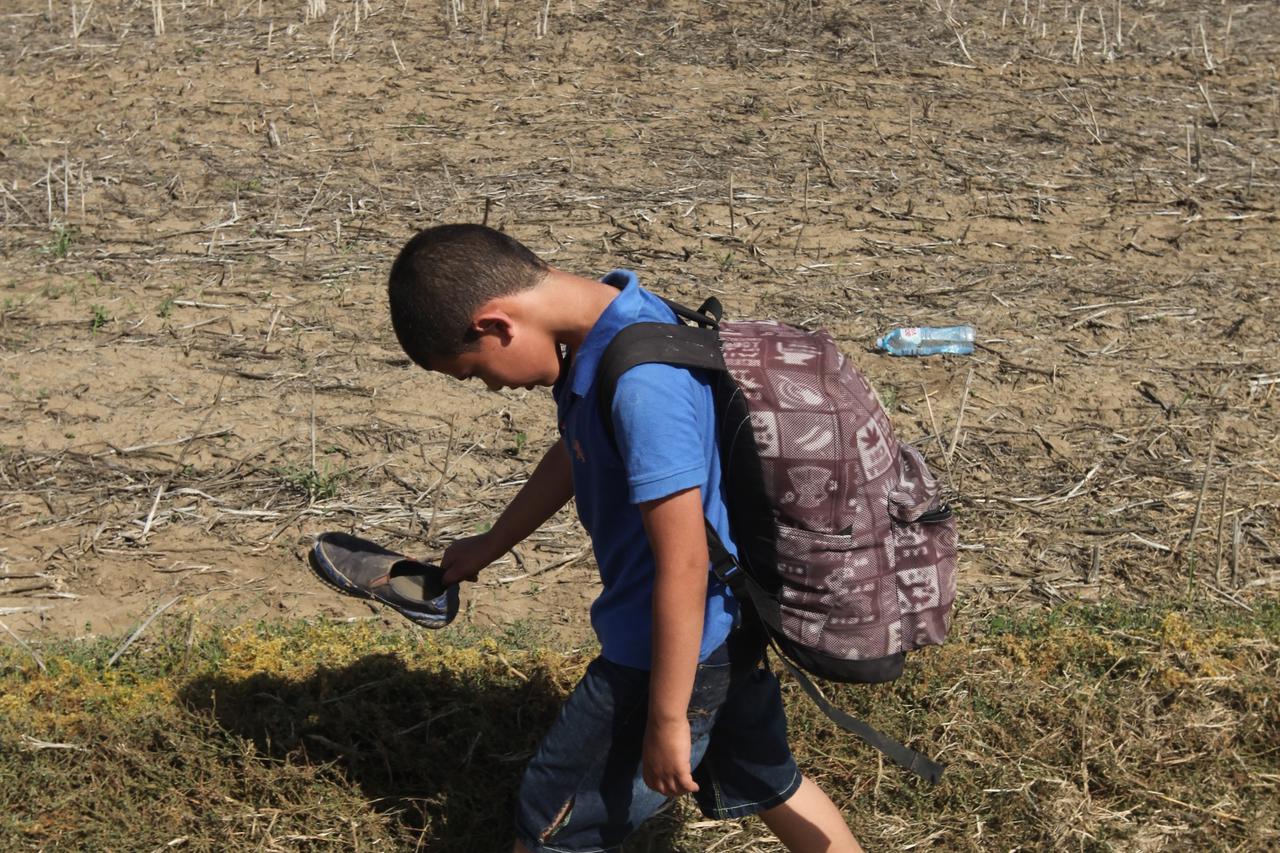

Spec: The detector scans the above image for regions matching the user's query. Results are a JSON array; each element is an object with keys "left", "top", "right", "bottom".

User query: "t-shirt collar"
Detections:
[{"left": 567, "top": 269, "right": 641, "bottom": 398}]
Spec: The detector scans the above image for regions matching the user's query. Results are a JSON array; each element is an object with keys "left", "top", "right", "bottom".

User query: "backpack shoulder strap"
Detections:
[
  {"left": 595, "top": 317, "right": 739, "bottom": 573},
  {"left": 596, "top": 320, "right": 727, "bottom": 446}
]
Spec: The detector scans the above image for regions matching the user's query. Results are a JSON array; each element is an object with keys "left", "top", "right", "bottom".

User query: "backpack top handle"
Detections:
[{"left": 659, "top": 296, "right": 722, "bottom": 328}]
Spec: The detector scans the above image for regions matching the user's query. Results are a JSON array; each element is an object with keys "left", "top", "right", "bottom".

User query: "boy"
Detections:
[{"left": 387, "top": 224, "right": 863, "bottom": 853}]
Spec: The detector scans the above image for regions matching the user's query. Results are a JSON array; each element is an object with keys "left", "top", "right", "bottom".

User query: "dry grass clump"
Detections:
[
  {"left": 2, "top": 0, "right": 1278, "bottom": 641},
  {"left": 1, "top": 619, "right": 576, "bottom": 850},
  {"left": 2, "top": 602, "right": 1276, "bottom": 851}
]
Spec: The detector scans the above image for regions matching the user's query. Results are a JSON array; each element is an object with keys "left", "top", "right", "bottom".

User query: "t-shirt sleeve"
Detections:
[{"left": 610, "top": 363, "right": 713, "bottom": 505}]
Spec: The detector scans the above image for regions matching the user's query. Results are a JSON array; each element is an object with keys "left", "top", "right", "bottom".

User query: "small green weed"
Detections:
[
  {"left": 221, "top": 177, "right": 265, "bottom": 195},
  {"left": 89, "top": 304, "right": 110, "bottom": 332},
  {"left": 877, "top": 383, "right": 899, "bottom": 412},
  {"left": 41, "top": 280, "right": 77, "bottom": 300},
  {"left": 508, "top": 431, "right": 528, "bottom": 457},
  {"left": 40, "top": 226, "right": 76, "bottom": 258},
  {"left": 277, "top": 462, "right": 349, "bottom": 501},
  {"left": 1, "top": 295, "right": 31, "bottom": 316}
]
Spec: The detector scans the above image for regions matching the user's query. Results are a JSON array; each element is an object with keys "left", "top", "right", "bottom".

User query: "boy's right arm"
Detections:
[{"left": 440, "top": 437, "right": 574, "bottom": 585}]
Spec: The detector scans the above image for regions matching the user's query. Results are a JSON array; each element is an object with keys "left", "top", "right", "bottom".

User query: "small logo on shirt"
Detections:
[{"left": 572, "top": 439, "right": 587, "bottom": 464}]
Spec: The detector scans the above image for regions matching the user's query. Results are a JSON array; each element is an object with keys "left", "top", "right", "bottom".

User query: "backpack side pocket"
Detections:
[{"left": 886, "top": 444, "right": 957, "bottom": 651}]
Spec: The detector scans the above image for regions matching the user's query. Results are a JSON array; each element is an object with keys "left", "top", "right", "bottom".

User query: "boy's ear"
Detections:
[{"left": 468, "top": 306, "right": 515, "bottom": 343}]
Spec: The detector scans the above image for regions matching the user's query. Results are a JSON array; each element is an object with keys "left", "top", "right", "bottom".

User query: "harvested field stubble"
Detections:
[
  {"left": 0, "top": 0, "right": 1278, "bottom": 846},
  {"left": 1, "top": 0, "right": 1277, "bottom": 635}
]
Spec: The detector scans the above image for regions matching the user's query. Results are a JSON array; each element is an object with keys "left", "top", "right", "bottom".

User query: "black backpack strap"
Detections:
[
  {"left": 705, "top": 520, "right": 738, "bottom": 582},
  {"left": 775, "top": 652, "right": 944, "bottom": 784},
  {"left": 596, "top": 322, "right": 727, "bottom": 447},
  {"left": 696, "top": 297, "right": 723, "bottom": 324}
]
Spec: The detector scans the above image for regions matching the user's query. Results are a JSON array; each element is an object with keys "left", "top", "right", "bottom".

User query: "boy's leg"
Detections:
[
  {"left": 758, "top": 776, "right": 863, "bottom": 853},
  {"left": 513, "top": 655, "right": 659, "bottom": 851},
  {"left": 688, "top": 630, "right": 861, "bottom": 852},
  {"left": 514, "top": 649, "right": 732, "bottom": 852}
]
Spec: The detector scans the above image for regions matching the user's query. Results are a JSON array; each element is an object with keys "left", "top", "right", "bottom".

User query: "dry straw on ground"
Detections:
[{"left": 0, "top": 0, "right": 1274, "bottom": 638}]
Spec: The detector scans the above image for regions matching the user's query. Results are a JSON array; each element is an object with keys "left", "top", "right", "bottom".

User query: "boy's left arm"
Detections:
[{"left": 639, "top": 484, "right": 709, "bottom": 797}]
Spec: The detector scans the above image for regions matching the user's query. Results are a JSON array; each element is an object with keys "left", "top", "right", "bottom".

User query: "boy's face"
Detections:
[{"left": 429, "top": 321, "right": 561, "bottom": 392}]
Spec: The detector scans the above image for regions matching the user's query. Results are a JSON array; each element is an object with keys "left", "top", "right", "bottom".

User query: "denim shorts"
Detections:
[{"left": 514, "top": 628, "right": 802, "bottom": 853}]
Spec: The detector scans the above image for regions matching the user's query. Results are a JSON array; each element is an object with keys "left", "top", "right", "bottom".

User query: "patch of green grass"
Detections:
[
  {"left": 221, "top": 177, "right": 265, "bottom": 195},
  {"left": 0, "top": 618, "right": 571, "bottom": 851},
  {"left": 1, "top": 295, "right": 32, "bottom": 316},
  {"left": 40, "top": 279, "right": 79, "bottom": 301}
]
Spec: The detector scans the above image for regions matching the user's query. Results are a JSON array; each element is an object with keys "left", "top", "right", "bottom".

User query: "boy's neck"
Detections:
[{"left": 538, "top": 268, "right": 624, "bottom": 355}]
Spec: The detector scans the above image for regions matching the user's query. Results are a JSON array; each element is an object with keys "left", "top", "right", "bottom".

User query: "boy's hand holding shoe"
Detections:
[
  {"left": 440, "top": 440, "right": 575, "bottom": 587},
  {"left": 441, "top": 532, "right": 504, "bottom": 586}
]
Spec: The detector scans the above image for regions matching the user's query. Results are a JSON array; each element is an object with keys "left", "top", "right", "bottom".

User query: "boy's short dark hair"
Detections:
[{"left": 387, "top": 224, "right": 548, "bottom": 366}]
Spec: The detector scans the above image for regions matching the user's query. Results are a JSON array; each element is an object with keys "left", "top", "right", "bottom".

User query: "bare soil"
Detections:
[{"left": 1, "top": 0, "right": 1277, "bottom": 644}]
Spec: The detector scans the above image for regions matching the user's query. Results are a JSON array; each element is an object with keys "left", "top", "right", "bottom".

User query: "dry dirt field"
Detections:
[{"left": 1, "top": 0, "right": 1277, "bottom": 652}]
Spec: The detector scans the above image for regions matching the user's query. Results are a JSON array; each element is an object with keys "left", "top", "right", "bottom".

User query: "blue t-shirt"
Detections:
[{"left": 553, "top": 270, "right": 738, "bottom": 669}]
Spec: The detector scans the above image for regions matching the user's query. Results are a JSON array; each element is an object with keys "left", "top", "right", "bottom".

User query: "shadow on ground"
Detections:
[{"left": 180, "top": 652, "right": 686, "bottom": 852}]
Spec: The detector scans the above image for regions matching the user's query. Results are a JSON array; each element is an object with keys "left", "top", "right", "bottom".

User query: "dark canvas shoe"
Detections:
[{"left": 309, "top": 532, "right": 459, "bottom": 629}]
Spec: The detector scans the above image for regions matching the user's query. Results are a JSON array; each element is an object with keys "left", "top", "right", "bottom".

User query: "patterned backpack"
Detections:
[{"left": 599, "top": 295, "right": 957, "bottom": 784}]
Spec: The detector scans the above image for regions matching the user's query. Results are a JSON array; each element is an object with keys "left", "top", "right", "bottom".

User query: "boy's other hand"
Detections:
[
  {"left": 642, "top": 717, "right": 698, "bottom": 797},
  {"left": 441, "top": 533, "right": 500, "bottom": 585}
]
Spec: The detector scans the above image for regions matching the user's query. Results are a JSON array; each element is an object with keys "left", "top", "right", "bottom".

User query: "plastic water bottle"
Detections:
[{"left": 875, "top": 326, "right": 974, "bottom": 356}]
